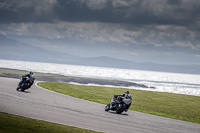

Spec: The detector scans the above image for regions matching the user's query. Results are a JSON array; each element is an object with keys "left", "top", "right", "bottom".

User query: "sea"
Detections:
[{"left": 0, "top": 59, "right": 200, "bottom": 96}]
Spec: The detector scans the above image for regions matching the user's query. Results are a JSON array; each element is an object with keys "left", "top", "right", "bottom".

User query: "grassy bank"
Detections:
[
  {"left": 0, "top": 112, "right": 100, "bottom": 133},
  {"left": 38, "top": 82, "right": 200, "bottom": 124}
]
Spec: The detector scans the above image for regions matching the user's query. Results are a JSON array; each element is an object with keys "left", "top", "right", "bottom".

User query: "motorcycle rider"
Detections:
[
  {"left": 18, "top": 71, "right": 35, "bottom": 89},
  {"left": 110, "top": 91, "right": 131, "bottom": 110}
]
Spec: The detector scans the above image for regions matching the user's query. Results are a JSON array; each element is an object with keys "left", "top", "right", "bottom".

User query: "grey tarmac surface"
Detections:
[{"left": 0, "top": 77, "right": 199, "bottom": 133}]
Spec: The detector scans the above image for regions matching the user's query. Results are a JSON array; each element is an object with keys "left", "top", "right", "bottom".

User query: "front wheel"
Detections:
[
  {"left": 20, "top": 83, "right": 27, "bottom": 92},
  {"left": 16, "top": 87, "right": 20, "bottom": 91},
  {"left": 105, "top": 104, "right": 110, "bottom": 111},
  {"left": 116, "top": 104, "right": 127, "bottom": 114}
]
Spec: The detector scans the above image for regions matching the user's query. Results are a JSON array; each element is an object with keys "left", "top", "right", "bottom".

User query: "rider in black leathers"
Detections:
[
  {"left": 110, "top": 91, "right": 130, "bottom": 110},
  {"left": 18, "top": 71, "right": 35, "bottom": 89}
]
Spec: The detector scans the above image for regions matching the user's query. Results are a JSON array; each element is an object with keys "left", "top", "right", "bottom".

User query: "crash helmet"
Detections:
[
  {"left": 126, "top": 91, "right": 129, "bottom": 94},
  {"left": 30, "top": 71, "right": 33, "bottom": 75}
]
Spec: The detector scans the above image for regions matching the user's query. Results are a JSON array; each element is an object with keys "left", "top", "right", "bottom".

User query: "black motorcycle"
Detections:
[
  {"left": 16, "top": 76, "right": 34, "bottom": 91},
  {"left": 105, "top": 92, "right": 132, "bottom": 114}
]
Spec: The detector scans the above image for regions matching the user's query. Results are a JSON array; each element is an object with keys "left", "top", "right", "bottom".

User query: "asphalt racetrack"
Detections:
[{"left": 0, "top": 77, "right": 199, "bottom": 133}]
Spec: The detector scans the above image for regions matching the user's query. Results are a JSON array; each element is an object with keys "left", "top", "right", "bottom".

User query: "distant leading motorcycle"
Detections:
[
  {"left": 105, "top": 91, "right": 132, "bottom": 114},
  {"left": 16, "top": 74, "right": 35, "bottom": 92}
]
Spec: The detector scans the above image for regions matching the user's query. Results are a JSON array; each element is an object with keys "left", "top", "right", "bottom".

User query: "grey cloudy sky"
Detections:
[{"left": 0, "top": 0, "right": 200, "bottom": 65}]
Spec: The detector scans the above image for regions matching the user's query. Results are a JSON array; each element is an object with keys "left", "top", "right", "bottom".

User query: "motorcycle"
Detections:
[
  {"left": 105, "top": 92, "right": 132, "bottom": 114},
  {"left": 16, "top": 76, "right": 34, "bottom": 91}
]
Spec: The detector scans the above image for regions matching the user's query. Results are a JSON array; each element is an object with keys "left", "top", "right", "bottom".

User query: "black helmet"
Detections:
[
  {"left": 126, "top": 91, "right": 129, "bottom": 94},
  {"left": 30, "top": 71, "right": 33, "bottom": 75}
]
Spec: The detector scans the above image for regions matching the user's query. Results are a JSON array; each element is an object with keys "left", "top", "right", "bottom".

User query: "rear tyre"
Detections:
[
  {"left": 116, "top": 104, "right": 127, "bottom": 114},
  {"left": 105, "top": 104, "right": 110, "bottom": 111}
]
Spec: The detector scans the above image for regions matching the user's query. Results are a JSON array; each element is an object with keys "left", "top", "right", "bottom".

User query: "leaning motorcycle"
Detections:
[
  {"left": 16, "top": 76, "right": 34, "bottom": 91},
  {"left": 105, "top": 93, "right": 132, "bottom": 114}
]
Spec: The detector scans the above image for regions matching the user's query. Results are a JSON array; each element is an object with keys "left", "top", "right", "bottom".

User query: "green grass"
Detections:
[
  {"left": 0, "top": 112, "right": 100, "bottom": 133},
  {"left": 38, "top": 82, "right": 200, "bottom": 124}
]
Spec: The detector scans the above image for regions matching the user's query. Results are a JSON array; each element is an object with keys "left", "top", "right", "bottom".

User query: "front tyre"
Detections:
[
  {"left": 20, "top": 83, "right": 26, "bottom": 92},
  {"left": 16, "top": 87, "right": 20, "bottom": 91},
  {"left": 116, "top": 104, "right": 127, "bottom": 114},
  {"left": 105, "top": 104, "right": 110, "bottom": 111}
]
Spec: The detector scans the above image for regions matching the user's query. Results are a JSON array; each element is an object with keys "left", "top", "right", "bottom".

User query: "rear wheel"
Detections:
[{"left": 116, "top": 104, "right": 127, "bottom": 114}]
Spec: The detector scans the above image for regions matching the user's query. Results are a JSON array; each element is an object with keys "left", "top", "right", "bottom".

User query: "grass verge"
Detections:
[
  {"left": 38, "top": 82, "right": 200, "bottom": 124},
  {"left": 0, "top": 112, "right": 100, "bottom": 133}
]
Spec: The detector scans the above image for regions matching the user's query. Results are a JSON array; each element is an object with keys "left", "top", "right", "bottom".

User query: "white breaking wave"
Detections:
[{"left": 0, "top": 59, "right": 200, "bottom": 96}]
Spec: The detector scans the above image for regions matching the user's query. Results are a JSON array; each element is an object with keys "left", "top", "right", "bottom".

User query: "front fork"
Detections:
[
  {"left": 125, "top": 104, "right": 131, "bottom": 112},
  {"left": 18, "top": 80, "right": 22, "bottom": 86}
]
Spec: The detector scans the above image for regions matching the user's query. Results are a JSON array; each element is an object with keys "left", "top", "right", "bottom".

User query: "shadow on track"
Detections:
[
  {"left": 107, "top": 111, "right": 129, "bottom": 116},
  {"left": 16, "top": 90, "right": 31, "bottom": 93}
]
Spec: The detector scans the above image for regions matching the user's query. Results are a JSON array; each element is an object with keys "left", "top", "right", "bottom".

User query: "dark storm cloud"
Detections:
[
  {"left": 54, "top": 0, "right": 114, "bottom": 23},
  {"left": 0, "top": 0, "right": 200, "bottom": 61},
  {"left": 167, "top": 0, "right": 181, "bottom": 5},
  {"left": 58, "top": 0, "right": 199, "bottom": 27},
  {"left": 54, "top": 0, "right": 200, "bottom": 27},
  {"left": 0, "top": 0, "right": 200, "bottom": 26},
  {"left": 0, "top": 0, "right": 57, "bottom": 23}
]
